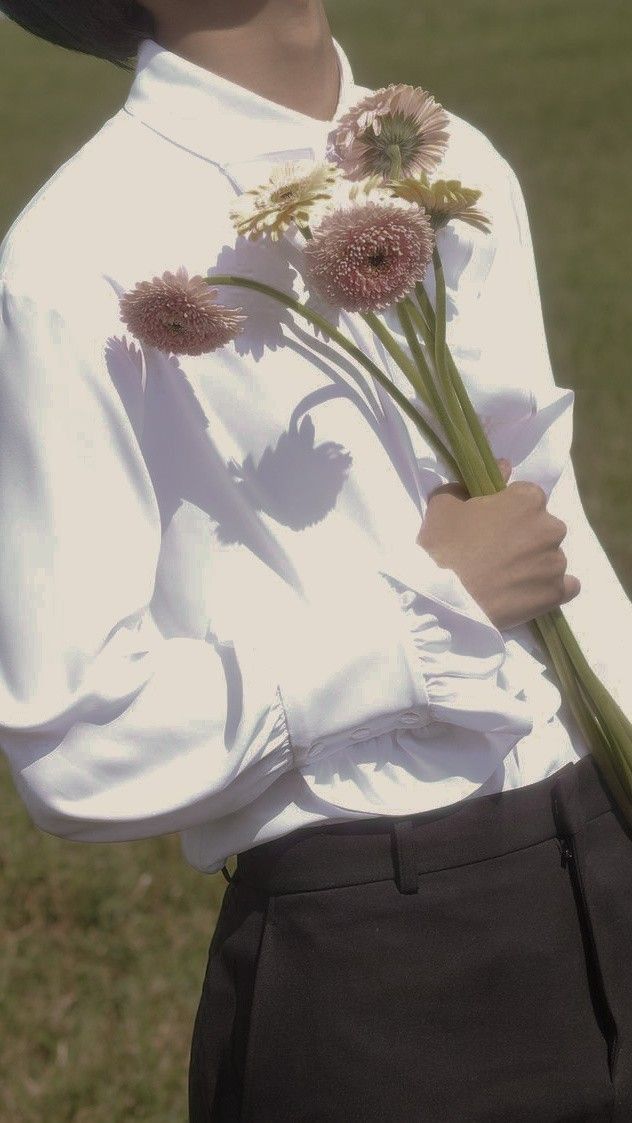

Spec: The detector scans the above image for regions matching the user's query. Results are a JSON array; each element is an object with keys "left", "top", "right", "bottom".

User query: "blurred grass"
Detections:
[{"left": 0, "top": 2, "right": 631, "bottom": 1119}]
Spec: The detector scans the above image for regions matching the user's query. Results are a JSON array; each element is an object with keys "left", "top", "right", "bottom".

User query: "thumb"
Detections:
[{"left": 427, "top": 479, "right": 470, "bottom": 503}]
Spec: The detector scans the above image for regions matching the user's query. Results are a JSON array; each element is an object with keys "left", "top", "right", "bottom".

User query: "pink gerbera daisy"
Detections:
[
  {"left": 303, "top": 201, "right": 435, "bottom": 313},
  {"left": 327, "top": 84, "right": 450, "bottom": 183},
  {"left": 119, "top": 266, "right": 246, "bottom": 356}
]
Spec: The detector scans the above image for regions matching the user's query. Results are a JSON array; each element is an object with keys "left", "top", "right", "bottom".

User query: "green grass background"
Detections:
[{"left": 0, "top": 2, "right": 630, "bottom": 1118}]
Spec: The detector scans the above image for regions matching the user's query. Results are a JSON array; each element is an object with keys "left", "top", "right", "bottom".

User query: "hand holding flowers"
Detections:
[
  {"left": 118, "top": 82, "right": 632, "bottom": 823},
  {"left": 419, "top": 461, "right": 583, "bottom": 632}
]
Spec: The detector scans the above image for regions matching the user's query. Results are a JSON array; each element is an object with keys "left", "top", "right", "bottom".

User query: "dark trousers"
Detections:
[{"left": 188, "top": 752, "right": 632, "bottom": 1121}]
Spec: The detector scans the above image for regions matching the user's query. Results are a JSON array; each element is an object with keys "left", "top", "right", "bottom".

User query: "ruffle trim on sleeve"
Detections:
[
  {"left": 295, "top": 564, "right": 541, "bottom": 818},
  {"left": 397, "top": 582, "right": 536, "bottom": 744}
]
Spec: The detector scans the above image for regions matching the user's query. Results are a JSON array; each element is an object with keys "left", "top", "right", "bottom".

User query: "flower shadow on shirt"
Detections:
[
  {"left": 223, "top": 413, "right": 352, "bottom": 539},
  {"left": 104, "top": 334, "right": 294, "bottom": 588},
  {"left": 104, "top": 332, "right": 353, "bottom": 573},
  {"left": 282, "top": 327, "right": 429, "bottom": 516}
]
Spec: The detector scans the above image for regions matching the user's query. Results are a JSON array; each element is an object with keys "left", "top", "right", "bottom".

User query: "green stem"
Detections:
[
  {"left": 552, "top": 610, "right": 632, "bottom": 751},
  {"left": 207, "top": 274, "right": 459, "bottom": 474},
  {"left": 533, "top": 615, "right": 606, "bottom": 750},
  {"left": 361, "top": 310, "right": 432, "bottom": 410},
  {"left": 364, "top": 306, "right": 458, "bottom": 471},
  {"left": 430, "top": 248, "right": 494, "bottom": 496},
  {"left": 445, "top": 349, "right": 506, "bottom": 491},
  {"left": 413, "top": 281, "right": 505, "bottom": 492},
  {"left": 387, "top": 145, "right": 403, "bottom": 181},
  {"left": 396, "top": 300, "right": 465, "bottom": 461},
  {"left": 533, "top": 613, "right": 632, "bottom": 815},
  {"left": 406, "top": 292, "right": 436, "bottom": 352},
  {"left": 360, "top": 307, "right": 463, "bottom": 476},
  {"left": 432, "top": 247, "right": 448, "bottom": 379},
  {"left": 414, "top": 280, "right": 436, "bottom": 329},
  {"left": 404, "top": 297, "right": 464, "bottom": 441}
]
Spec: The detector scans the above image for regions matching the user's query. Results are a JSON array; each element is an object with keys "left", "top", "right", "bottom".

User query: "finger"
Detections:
[{"left": 561, "top": 574, "right": 582, "bottom": 603}]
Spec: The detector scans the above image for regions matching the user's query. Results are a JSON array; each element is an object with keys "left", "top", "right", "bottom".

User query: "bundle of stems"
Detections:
[{"left": 208, "top": 244, "right": 632, "bottom": 826}]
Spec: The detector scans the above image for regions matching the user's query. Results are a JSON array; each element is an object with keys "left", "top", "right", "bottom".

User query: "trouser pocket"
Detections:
[{"left": 557, "top": 829, "right": 619, "bottom": 1082}]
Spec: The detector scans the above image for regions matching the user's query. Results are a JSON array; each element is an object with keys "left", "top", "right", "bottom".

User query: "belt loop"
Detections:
[
  {"left": 391, "top": 817, "right": 419, "bottom": 894},
  {"left": 550, "top": 762, "right": 582, "bottom": 839}
]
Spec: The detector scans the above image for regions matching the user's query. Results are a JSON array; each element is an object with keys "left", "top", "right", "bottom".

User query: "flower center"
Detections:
[
  {"left": 160, "top": 312, "right": 185, "bottom": 332},
  {"left": 360, "top": 112, "right": 424, "bottom": 177},
  {"left": 366, "top": 248, "right": 388, "bottom": 270},
  {"left": 270, "top": 181, "right": 302, "bottom": 205}
]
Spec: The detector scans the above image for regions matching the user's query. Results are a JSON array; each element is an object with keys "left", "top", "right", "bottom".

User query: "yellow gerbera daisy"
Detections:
[
  {"left": 229, "top": 160, "right": 339, "bottom": 241},
  {"left": 387, "top": 174, "right": 492, "bottom": 233}
]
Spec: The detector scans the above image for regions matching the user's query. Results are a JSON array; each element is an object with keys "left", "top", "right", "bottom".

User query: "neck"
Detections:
[{"left": 149, "top": 0, "right": 340, "bottom": 121}]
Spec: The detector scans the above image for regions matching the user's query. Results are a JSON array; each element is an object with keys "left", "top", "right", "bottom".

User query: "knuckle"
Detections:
[{"left": 512, "top": 480, "right": 547, "bottom": 506}]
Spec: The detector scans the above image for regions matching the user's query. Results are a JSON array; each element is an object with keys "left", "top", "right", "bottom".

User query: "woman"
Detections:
[{"left": 1, "top": 2, "right": 631, "bottom": 1119}]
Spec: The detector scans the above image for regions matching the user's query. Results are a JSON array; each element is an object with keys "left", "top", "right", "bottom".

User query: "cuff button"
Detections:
[{"left": 350, "top": 726, "right": 371, "bottom": 740}]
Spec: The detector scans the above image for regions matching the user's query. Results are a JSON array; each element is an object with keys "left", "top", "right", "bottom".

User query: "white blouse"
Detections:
[{"left": 0, "top": 37, "right": 630, "bottom": 876}]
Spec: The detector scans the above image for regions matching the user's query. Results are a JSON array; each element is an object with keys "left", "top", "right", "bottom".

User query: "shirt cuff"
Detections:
[
  {"left": 271, "top": 563, "right": 431, "bottom": 768},
  {"left": 294, "top": 544, "right": 538, "bottom": 819},
  {"left": 376, "top": 539, "right": 536, "bottom": 746},
  {"left": 389, "top": 585, "right": 535, "bottom": 750}
]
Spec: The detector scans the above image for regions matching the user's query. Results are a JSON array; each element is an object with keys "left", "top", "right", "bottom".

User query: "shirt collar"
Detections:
[{"left": 123, "top": 35, "right": 359, "bottom": 175}]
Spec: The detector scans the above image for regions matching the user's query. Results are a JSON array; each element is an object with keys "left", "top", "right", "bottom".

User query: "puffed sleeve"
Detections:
[
  {"left": 498, "top": 160, "right": 632, "bottom": 721},
  {"left": 0, "top": 271, "right": 446, "bottom": 842}
]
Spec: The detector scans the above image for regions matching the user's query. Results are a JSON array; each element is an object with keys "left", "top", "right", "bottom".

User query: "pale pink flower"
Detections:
[
  {"left": 327, "top": 84, "right": 450, "bottom": 183},
  {"left": 303, "top": 201, "right": 435, "bottom": 313},
  {"left": 119, "top": 266, "right": 246, "bottom": 356}
]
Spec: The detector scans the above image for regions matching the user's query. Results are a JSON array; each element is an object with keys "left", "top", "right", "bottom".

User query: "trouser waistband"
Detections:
[{"left": 234, "top": 753, "right": 615, "bottom": 896}]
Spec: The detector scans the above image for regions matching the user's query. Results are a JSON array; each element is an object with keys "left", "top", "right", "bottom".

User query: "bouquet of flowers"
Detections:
[{"left": 118, "top": 83, "right": 632, "bottom": 823}]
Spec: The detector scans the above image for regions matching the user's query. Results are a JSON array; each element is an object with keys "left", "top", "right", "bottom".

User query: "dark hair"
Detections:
[{"left": 1, "top": 0, "right": 157, "bottom": 71}]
